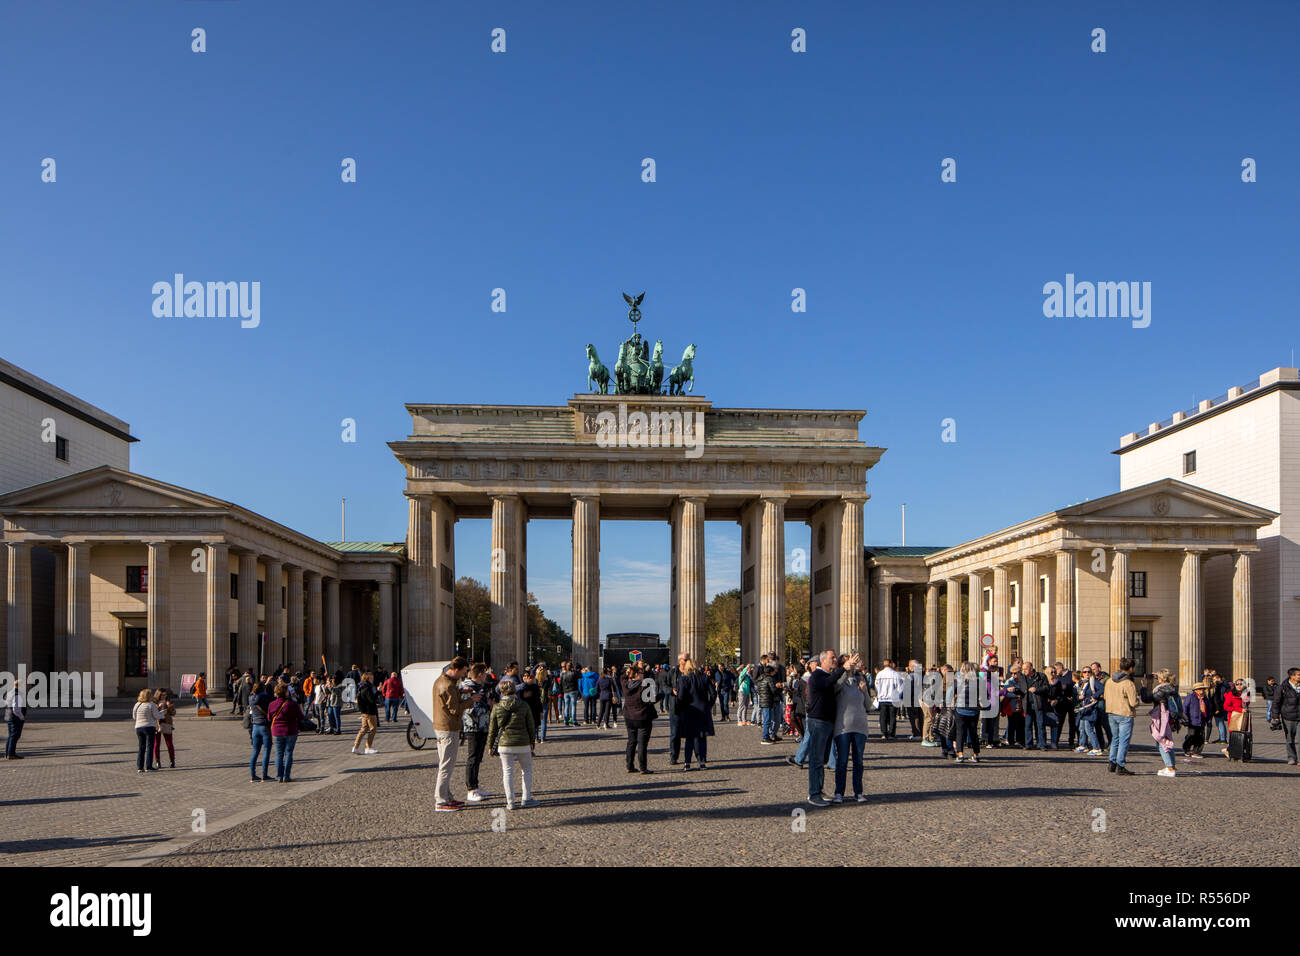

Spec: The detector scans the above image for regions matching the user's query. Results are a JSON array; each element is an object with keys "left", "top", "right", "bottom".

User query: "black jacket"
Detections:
[
  {"left": 355, "top": 681, "right": 378, "bottom": 716},
  {"left": 1275, "top": 681, "right": 1300, "bottom": 723},
  {"left": 1016, "top": 672, "right": 1049, "bottom": 711},
  {"left": 621, "top": 678, "right": 657, "bottom": 722}
]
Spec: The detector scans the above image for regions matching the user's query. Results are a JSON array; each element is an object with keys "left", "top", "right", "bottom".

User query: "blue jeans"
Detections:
[
  {"left": 1107, "top": 714, "right": 1133, "bottom": 766},
  {"left": 136, "top": 727, "right": 155, "bottom": 770},
  {"left": 1024, "top": 708, "right": 1046, "bottom": 747},
  {"left": 1213, "top": 716, "right": 1227, "bottom": 742},
  {"left": 384, "top": 698, "right": 400, "bottom": 722},
  {"left": 327, "top": 706, "right": 341, "bottom": 733},
  {"left": 805, "top": 717, "right": 834, "bottom": 799},
  {"left": 563, "top": 691, "right": 578, "bottom": 725},
  {"left": 195, "top": 696, "right": 209, "bottom": 713},
  {"left": 760, "top": 707, "right": 777, "bottom": 740},
  {"left": 1078, "top": 713, "right": 1100, "bottom": 749},
  {"left": 719, "top": 689, "right": 731, "bottom": 720},
  {"left": 250, "top": 725, "right": 272, "bottom": 776},
  {"left": 5, "top": 717, "right": 23, "bottom": 757},
  {"left": 833, "top": 732, "right": 865, "bottom": 797},
  {"left": 537, "top": 709, "right": 548, "bottom": 741},
  {"left": 274, "top": 733, "right": 298, "bottom": 779}
]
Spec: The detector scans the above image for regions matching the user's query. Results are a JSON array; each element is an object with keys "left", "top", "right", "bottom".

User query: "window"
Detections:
[
  {"left": 1183, "top": 450, "right": 1196, "bottom": 475},
  {"left": 55, "top": 436, "right": 69, "bottom": 462},
  {"left": 126, "top": 565, "right": 148, "bottom": 593},
  {"left": 1009, "top": 583, "right": 1017, "bottom": 608},
  {"left": 230, "top": 573, "right": 239, "bottom": 599},
  {"left": 982, "top": 588, "right": 991, "bottom": 612},
  {"left": 256, "top": 580, "right": 264, "bottom": 605},
  {"left": 281, "top": 586, "right": 287, "bottom": 610},
  {"left": 1129, "top": 570, "right": 1147, "bottom": 598},
  {"left": 1038, "top": 576, "right": 1047, "bottom": 603},
  {"left": 1128, "top": 630, "right": 1148, "bottom": 676},
  {"left": 125, "top": 627, "right": 148, "bottom": 677}
]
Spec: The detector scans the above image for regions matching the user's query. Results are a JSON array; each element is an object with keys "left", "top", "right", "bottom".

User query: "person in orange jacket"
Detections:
[{"left": 193, "top": 672, "right": 209, "bottom": 714}]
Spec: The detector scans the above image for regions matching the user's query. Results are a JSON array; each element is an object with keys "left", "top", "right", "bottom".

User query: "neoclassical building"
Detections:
[{"left": 867, "top": 480, "right": 1272, "bottom": 686}]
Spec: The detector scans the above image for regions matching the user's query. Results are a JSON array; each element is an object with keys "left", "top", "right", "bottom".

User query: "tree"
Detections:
[
  {"left": 705, "top": 588, "right": 741, "bottom": 664},
  {"left": 453, "top": 576, "right": 491, "bottom": 661},
  {"left": 785, "top": 573, "right": 810, "bottom": 663}
]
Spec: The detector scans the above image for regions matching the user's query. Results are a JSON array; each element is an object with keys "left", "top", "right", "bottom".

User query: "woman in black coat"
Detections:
[
  {"left": 620, "top": 664, "right": 657, "bottom": 774},
  {"left": 674, "top": 659, "right": 715, "bottom": 770}
]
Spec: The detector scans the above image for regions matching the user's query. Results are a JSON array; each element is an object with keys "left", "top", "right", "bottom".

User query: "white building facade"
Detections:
[{"left": 1117, "top": 366, "right": 1300, "bottom": 680}]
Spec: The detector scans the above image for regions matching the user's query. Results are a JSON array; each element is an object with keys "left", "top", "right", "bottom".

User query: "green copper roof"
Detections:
[
  {"left": 326, "top": 542, "right": 406, "bottom": 554},
  {"left": 864, "top": 545, "right": 948, "bottom": 558}
]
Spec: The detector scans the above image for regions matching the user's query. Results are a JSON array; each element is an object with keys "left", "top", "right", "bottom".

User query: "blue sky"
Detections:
[{"left": 2, "top": 1, "right": 1297, "bottom": 638}]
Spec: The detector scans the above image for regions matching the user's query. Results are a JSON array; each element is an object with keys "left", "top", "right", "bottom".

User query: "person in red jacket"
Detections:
[
  {"left": 381, "top": 671, "right": 405, "bottom": 723},
  {"left": 1222, "top": 679, "right": 1248, "bottom": 756}
]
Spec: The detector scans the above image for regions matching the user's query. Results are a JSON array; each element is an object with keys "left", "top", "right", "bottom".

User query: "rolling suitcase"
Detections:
[{"left": 1227, "top": 729, "right": 1252, "bottom": 762}]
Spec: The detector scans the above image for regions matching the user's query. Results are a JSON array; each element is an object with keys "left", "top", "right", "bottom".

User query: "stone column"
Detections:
[
  {"left": 237, "top": 551, "right": 259, "bottom": 670},
  {"left": 405, "top": 495, "right": 435, "bottom": 662},
  {"left": 874, "top": 582, "right": 891, "bottom": 668},
  {"left": 678, "top": 496, "right": 707, "bottom": 663},
  {"left": 52, "top": 549, "right": 67, "bottom": 671},
  {"left": 6, "top": 542, "right": 32, "bottom": 672},
  {"left": 1178, "top": 549, "right": 1204, "bottom": 688},
  {"left": 571, "top": 495, "right": 600, "bottom": 669},
  {"left": 1109, "top": 548, "right": 1131, "bottom": 673},
  {"left": 379, "top": 579, "right": 395, "bottom": 667},
  {"left": 992, "top": 565, "right": 1010, "bottom": 656},
  {"left": 0, "top": 542, "right": 7, "bottom": 669},
  {"left": 67, "top": 541, "right": 92, "bottom": 673},
  {"left": 1021, "top": 558, "right": 1040, "bottom": 665},
  {"left": 287, "top": 565, "right": 304, "bottom": 670},
  {"left": 490, "top": 494, "right": 522, "bottom": 671},
  {"left": 307, "top": 572, "right": 325, "bottom": 670},
  {"left": 1232, "top": 550, "right": 1253, "bottom": 681},
  {"left": 838, "top": 494, "right": 866, "bottom": 661},
  {"left": 945, "top": 578, "right": 962, "bottom": 665},
  {"left": 966, "top": 572, "right": 982, "bottom": 662},
  {"left": 205, "top": 542, "right": 229, "bottom": 687},
  {"left": 924, "top": 583, "right": 940, "bottom": 666},
  {"left": 264, "top": 558, "right": 284, "bottom": 669},
  {"left": 430, "top": 496, "right": 457, "bottom": 659},
  {"left": 1054, "top": 550, "right": 1076, "bottom": 668},
  {"left": 759, "top": 496, "right": 787, "bottom": 662},
  {"left": 146, "top": 541, "right": 170, "bottom": 688}
]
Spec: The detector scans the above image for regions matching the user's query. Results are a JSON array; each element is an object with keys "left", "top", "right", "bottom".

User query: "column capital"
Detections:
[
  {"left": 491, "top": 492, "right": 521, "bottom": 502},
  {"left": 679, "top": 494, "right": 709, "bottom": 505},
  {"left": 571, "top": 493, "right": 600, "bottom": 503},
  {"left": 760, "top": 493, "right": 791, "bottom": 504},
  {"left": 1234, "top": 546, "right": 1259, "bottom": 556},
  {"left": 1113, "top": 545, "right": 1137, "bottom": 553},
  {"left": 840, "top": 492, "right": 868, "bottom": 506}
]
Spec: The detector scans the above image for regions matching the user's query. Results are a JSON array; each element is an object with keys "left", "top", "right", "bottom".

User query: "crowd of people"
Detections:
[{"left": 7, "top": 647, "right": 1295, "bottom": 810}]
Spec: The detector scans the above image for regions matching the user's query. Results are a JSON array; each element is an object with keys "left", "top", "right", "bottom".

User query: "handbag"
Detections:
[
  {"left": 298, "top": 717, "right": 317, "bottom": 732},
  {"left": 242, "top": 711, "right": 252, "bottom": 730}
]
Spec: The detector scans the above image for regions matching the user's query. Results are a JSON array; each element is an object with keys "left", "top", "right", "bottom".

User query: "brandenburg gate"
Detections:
[{"left": 389, "top": 296, "right": 884, "bottom": 668}]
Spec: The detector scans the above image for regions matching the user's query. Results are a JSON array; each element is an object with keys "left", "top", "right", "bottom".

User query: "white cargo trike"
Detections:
[{"left": 400, "top": 661, "right": 451, "bottom": 750}]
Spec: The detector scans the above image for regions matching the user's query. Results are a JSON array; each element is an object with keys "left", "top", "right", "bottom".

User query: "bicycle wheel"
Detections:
[{"left": 406, "top": 720, "right": 428, "bottom": 750}]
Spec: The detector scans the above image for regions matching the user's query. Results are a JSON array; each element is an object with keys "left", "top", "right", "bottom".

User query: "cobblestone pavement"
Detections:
[
  {"left": 0, "top": 703, "right": 415, "bottom": 866},
  {"left": 149, "top": 705, "right": 1300, "bottom": 867}
]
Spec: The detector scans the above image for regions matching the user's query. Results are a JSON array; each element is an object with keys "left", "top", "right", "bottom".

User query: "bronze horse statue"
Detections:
[{"left": 586, "top": 344, "right": 610, "bottom": 394}]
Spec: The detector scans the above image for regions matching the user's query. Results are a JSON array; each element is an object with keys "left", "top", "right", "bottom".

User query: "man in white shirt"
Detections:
[
  {"left": 4, "top": 676, "right": 29, "bottom": 760},
  {"left": 875, "top": 660, "right": 904, "bottom": 740}
]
